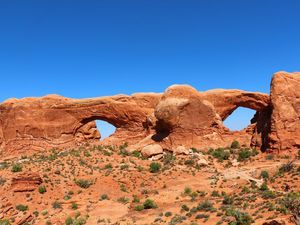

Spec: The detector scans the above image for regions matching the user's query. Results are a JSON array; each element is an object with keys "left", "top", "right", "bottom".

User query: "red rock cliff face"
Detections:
[
  {"left": 268, "top": 72, "right": 300, "bottom": 151},
  {"left": 0, "top": 71, "right": 299, "bottom": 157}
]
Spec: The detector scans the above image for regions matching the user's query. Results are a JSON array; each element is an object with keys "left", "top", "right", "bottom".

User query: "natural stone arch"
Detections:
[{"left": 201, "top": 89, "right": 270, "bottom": 121}]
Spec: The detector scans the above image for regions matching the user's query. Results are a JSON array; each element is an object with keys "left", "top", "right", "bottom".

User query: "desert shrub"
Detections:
[
  {"left": 222, "top": 195, "right": 234, "bottom": 205},
  {"left": 149, "top": 162, "right": 161, "bottom": 173},
  {"left": 104, "top": 163, "right": 113, "bottom": 170},
  {"left": 184, "top": 158, "right": 195, "bottom": 166},
  {"left": 165, "top": 211, "right": 172, "bottom": 217},
  {"left": 259, "top": 182, "right": 269, "bottom": 191},
  {"left": 211, "top": 148, "right": 230, "bottom": 161},
  {"left": 261, "top": 190, "right": 276, "bottom": 199},
  {"left": 100, "top": 194, "right": 109, "bottom": 200},
  {"left": 0, "top": 219, "right": 11, "bottom": 225},
  {"left": 65, "top": 217, "right": 73, "bottom": 225},
  {"left": 131, "top": 150, "right": 141, "bottom": 158},
  {"left": 0, "top": 177, "right": 6, "bottom": 186},
  {"left": 71, "top": 202, "right": 78, "bottom": 210},
  {"left": 163, "top": 152, "right": 176, "bottom": 165},
  {"left": 75, "top": 179, "right": 92, "bottom": 189},
  {"left": 11, "top": 164, "right": 22, "bottom": 172},
  {"left": 211, "top": 190, "right": 220, "bottom": 197},
  {"left": 16, "top": 204, "right": 28, "bottom": 211},
  {"left": 134, "top": 205, "right": 144, "bottom": 211},
  {"left": 237, "top": 149, "right": 252, "bottom": 161},
  {"left": 33, "top": 210, "right": 39, "bottom": 217},
  {"left": 117, "top": 197, "right": 129, "bottom": 204},
  {"left": 266, "top": 154, "right": 274, "bottom": 160},
  {"left": 229, "top": 210, "right": 253, "bottom": 225},
  {"left": 260, "top": 170, "right": 269, "bottom": 180},
  {"left": 169, "top": 215, "right": 187, "bottom": 224},
  {"left": 38, "top": 185, "right": 47, "bottom": 194},
  {"left": 119, "top": 142, "right": 128, "bottom": 156},
  {"left": 120, "top": 164, "right": 129, "bottom": 170},
  {"left": 197, "top": 200, "right": 215, "bottom": 212},
  {"left": 279, "top": 192, "right": 300, "bottom": 213},
  {"left": 143, "top": 199, "right": 157, "bottom": 209},
  {"left": 231, "top": 140, "right": 240, "bottom": 149},
  {"left": 184, "top": 187, "right": 192, "bottom": 195},
  {"left": 279, "top": 161, "right": 294, "bottom": 174},
  {"left": 195, "top": 214, "right": 209, "bottom": 219},
  {"left": 181, "top": 204, "right": 189, "bottom": 212},
  {"left": 52, "top": 201, "right": 62, "bottom": 209}
]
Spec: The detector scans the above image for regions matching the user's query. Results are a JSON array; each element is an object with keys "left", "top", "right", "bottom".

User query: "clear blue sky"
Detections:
[{"left": 0, "top": 0, "right": 299, "bottom": 137}]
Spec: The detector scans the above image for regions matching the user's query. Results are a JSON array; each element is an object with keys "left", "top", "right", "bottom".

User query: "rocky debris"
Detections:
[
  {"left": 268, "top": 71, "right": 300, "bottom": 151},
  {"left": 173, "top": 146, "right": 190, "bottom": 155},
  {"left": 16, "top": 214, "right": 33, "bottom": 225},
  {"left": 11, "top": 172, "right": 43, "bottom": 192},
  {"left": 141, "top": 144, "right": 163, "bottom": 157},
  {"left": 262, "top": 220, "right": 285, "bottom": 225},
  {"left": 150, "top": 153, "right": 164, "bottom": 161}
]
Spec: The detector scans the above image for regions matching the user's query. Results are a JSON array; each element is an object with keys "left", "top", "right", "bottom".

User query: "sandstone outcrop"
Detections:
[
  {"left": 0, "top": 71, "right": 299, "bottom": 157},
  {"left": 268, "top": 71, "right": 300, "bottom": 151},
  {"left": 154, "top": 84, "right": 269, "bottom": 150},
  {"left": 11, "top": 172, "right": 43, "bottom": 192},
  {"left": 0, "top": 93, "right": 161, "bottom": 157}
]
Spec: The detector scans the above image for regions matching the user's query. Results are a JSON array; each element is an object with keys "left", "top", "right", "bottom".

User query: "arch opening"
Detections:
[
  {"left": 95, "top": 120, "right": 116, "bottom": 140},
  {"left": 223, "top": 107, "right": 256, "bottom": 131}
]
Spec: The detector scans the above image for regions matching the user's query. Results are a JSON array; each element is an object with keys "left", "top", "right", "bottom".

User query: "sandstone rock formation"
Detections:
[
  {"left": 268, "top": 71, "right": 300, "bottom": 151},
  {"left": 0, "top": 71, "right": 299, "bottom": 157},
  {"left": 0, "top": 93, "right": 161, "bottom": 157},
  {"left": 153, "top": 85, "right": 269, "bottom": 150},
  {"left": 11, "top": 172, "right": 43, "bottom": 192}
]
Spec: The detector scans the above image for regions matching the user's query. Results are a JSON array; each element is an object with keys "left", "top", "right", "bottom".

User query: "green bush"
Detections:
[
  {"left": 181, "top": 204, "right": 189, "bottom": 212},
  {"left": 261, "top": 190, "right": 276, "bottom": 199},
  {"left": 231, "top": 140, "right": 240, "bottom": 149},
  {"left": 131, "top": 150, "right": 141, "bottom": 158},
  {"left": 260, "top": 182, "right": 269, "bottom": 191},
  {"left": 75, "top": 179, "right": 92, "bottom": 189},
  {"left": 71, "top": 202, "right": 78, "bottom": 210},
  {"left": 149, "top": 162, "right": 161, "bottom": 173},
  {"left": 0, "top": 219, "right": 11, "bottom": 225},
  {"left": 222, "top": 195, "right": 234, "bottom": 205},
  {"left": 16, "top": 204, "right": 28, "bottom": 211},
  {"left": 52, "top": 201, "right": 62, "bottom": 209},
  {"left": 279, "top": 161, "right": 294, "bottom": 174},
  {"left": 238, "top": 149, "right": 252, "bottom": 161},
  {"left": 143, "top": 199, "right": 157, "bottom": 209},
  {"left": 11, "top": 164, "right": 22, "bottom": 172},
  {"left": 38, "top": 185, "right": 47, "bottom": 194},
  {"left": 65, "top": 217, "right": 73, "bottom": 225},
  {"left": 100, "top": 194, "right": 109, "bottom": 200},
  {"left": 165, "top": 211, "right": 172, "bottom": 217},
  {"left": 134, "top": 205, "right": 144, "bottom": 211},
  {"left": 229, "top": 210, "right": 253, "bottom": 225},
  {"left": 197, "top": 200, "right": 215, "bottom": 212},
  {"left": 260, "top": 170, "right": 269, "bottom": 180},
  {"left": 184, "top": 187, "right": 192, "bottom": 195},
  {"left": 211, "top": 148, "right": 230, "bottom": 161}
]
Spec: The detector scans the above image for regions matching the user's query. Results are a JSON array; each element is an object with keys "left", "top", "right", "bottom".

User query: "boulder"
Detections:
[{"left": 141, "top": 144, "right": 163, "bottom": 157}]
